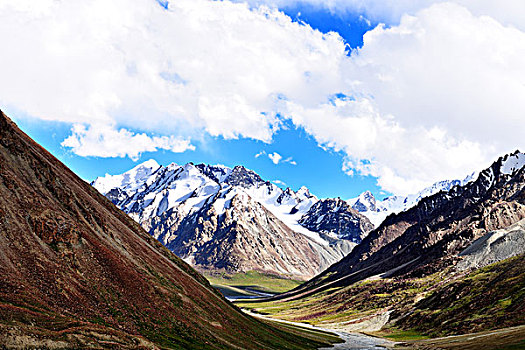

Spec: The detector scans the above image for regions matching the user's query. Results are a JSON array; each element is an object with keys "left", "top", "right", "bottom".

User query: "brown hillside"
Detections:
[{"left": 0, "top": 111, "right": 327, "bottom": 349}]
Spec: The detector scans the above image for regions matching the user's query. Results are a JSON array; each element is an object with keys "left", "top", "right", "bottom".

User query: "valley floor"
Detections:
[
  {"left": 244, "top": 309, "right": 396, "bottom": 350},
  {"left": 204, "top": 270, "right": 303, "bottom": 299},
  {"left": 394, "top": 325, "right": 525, "bottom": 349},
  {"left": 231, "top": 255, "right": 525, "bottom": 349}
]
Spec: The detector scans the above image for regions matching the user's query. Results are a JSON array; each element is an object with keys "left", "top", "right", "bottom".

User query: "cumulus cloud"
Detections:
[
  {"left": 0, "top": 0, "right": 346, "bottom": 156},
  {"left": 61, "top": 124, "right": 194, "bottom": 160},
  {"left": 280, "top": 2, "right": 525, "bottom": 193},
  {"left": 268, "top": 152, "right": 283, "bottom": 164},
  {"left": 1, "top": 0, "right": 524, "bottom": 194},
  {"left": 259, "top": 151, "right": 297, "bottom": 165},
  {"left": 273, "top": 179, "right": 287, "bottom": 186}
]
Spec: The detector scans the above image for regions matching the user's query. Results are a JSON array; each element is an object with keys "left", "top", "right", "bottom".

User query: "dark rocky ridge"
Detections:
[
  {"left": 0, "top": 111, "right": 327, "bottom": 349},
  {"left": 299, "top": 198, "right": 374, "bottom": 243},
  {"left": 274, "top": 151, "right": 525, "bottom": 298},
  {"left": 224, "top": 165, "right": 267, "bottom": 188}
]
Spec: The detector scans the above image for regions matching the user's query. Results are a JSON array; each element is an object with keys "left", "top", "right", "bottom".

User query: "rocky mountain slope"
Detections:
[
  {"left": 0, "top": 110, "right": 333, "bottom": 349},
  {"left": 271, "top": 150, "right": 525, "bottom": 298},
  {"left": 299, "top": 198, "right": 374, "bottom": 243},
  {"left": 241, "top": 251, "right": 525, "bottom": 347},
  {"left": 456, "top": 218, "right": 525, "bottom": 271},
  {"left": 93, "top": 161, "right": 372, "bottom": 280}
]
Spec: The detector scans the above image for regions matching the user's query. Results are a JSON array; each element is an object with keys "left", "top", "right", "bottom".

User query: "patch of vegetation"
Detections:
[
  {"left": 235, "top": 255, "right": 525, "bottom": 344},
  {"left": 236, "top": 271, "right": 446, "bottom": 327},
  {"left": 205, "top": 270, "right": 303, "bottom": 295},
  {"left": 495, "top": 340, "right": 525, "bottom": 350},
  {"left": 398, "top": 254, "right": 525, "bottom": 337},
  {"left": 375, "top": 328, "right": 429, "bottom": 341},
  {"left": 261, "top": 318, "right": 342, "bottom": 345}
]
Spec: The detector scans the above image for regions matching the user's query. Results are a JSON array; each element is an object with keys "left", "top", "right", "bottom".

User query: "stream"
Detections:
[
  {"left": 242, "top": 309, "right": 395, "bottom": 350},
  {"left": 224, "top": 287, "right": 276, "bottom": 301},
  {"left": 223, "top": 288, "right": 394, "bottom": 349}
]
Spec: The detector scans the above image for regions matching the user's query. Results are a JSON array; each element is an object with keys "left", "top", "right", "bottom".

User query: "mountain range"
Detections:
[
  {"left": 307, "top": 150, "right": 525, "bottom": 290},
  {"left": 93, "top": 158, "right": 475, "bottom": 280},
  {"left": 92, "top": 161, "right": 373, "bottom": 279}
]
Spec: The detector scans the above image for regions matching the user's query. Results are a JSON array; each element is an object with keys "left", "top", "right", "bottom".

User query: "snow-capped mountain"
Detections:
[
  {"left": 348, "top": 174, "right": 475, "bottom": 226},
  {"left": 92, "top": 162, "right": 372, "bottom": 279}
]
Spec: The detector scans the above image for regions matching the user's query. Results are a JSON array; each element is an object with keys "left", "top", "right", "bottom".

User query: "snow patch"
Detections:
[{"left": 501, "top": 152, "right": 525, "bottom": 175}]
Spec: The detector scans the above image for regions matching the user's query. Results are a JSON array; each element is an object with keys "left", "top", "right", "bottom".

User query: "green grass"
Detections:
[
  {"left": 376, "top": 329, "right": 429, "bottom": 341},
  {"left": 205, "top": 270, "right": 303, "bottom": 295}
]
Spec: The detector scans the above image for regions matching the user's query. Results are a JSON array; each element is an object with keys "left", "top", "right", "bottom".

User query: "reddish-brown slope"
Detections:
[{"left": 0, "top": 111, "right": 324, "bottom": 349}]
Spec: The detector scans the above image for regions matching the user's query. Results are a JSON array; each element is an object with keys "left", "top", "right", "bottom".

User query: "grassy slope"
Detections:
[
  {"left": 397, "top": 254, "right": 525, "bottom": 337},
  {"left": 237, "top": 255, "right": 525, "bottom": 344},
  {"left": 205, "top": 271, "right": 303, "bottom": 295}
]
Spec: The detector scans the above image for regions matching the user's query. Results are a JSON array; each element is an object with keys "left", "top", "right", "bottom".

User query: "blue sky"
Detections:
[
  {"left": 2, "top": 0, "right": 523, "bottom": 198},
  {"left": 7, "top": 2, "right": 383, "bottom": 200}
]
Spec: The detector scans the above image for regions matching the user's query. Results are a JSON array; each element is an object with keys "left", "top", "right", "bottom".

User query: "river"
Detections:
[{"left": 241, "top": 309, "right": 396, "bottom": 350}]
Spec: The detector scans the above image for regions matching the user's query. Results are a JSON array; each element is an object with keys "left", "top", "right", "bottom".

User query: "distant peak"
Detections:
[
  {"left": 225, "top": 165, "right": 265, "bottom": 188},
  {"left": 296, "top": 186, "right": 313, "bottom": 198},
  {"left": 136, "top": 159, "right": 161, "bottom": 170},
  {"left": 360, "top": 190, "right": 374, "bottom": 198}
]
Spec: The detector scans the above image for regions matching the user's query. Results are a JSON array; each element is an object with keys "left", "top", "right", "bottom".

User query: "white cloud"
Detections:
[
  {"left": 0, "top": 0, "right": 347, "bottom": 155},
  {"left": 281, "top": 2, "right": 525, "bottom": 194},
  {"left": 268, "top": 152, "right": 283, "bottom": 164},
  {"left": 262, "top": 151, "right": 296, "bottom": 165},
  {"left": 61, "top": 124, "right": 194, "bottom": 160},
  {"left": 273, "top": 179, "right": 287, "bottom": 186},
  {"left": 1, "top": 0, "right": 524, "bottom": 194}
]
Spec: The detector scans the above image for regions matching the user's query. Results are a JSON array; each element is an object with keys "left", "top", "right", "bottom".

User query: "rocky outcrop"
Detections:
[{"left": 457, "top": 219, "right": 525, "bottom": 271}]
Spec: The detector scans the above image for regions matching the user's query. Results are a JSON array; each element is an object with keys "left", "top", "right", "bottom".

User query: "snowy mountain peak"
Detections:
[
  {"left": 195, "top": 163, "right": 232, "bottom": 183},
  {"left": 225, "top": 165, "right": 266, "bottom": 188},
  {"left": 500, "top": 150, "right": 525, "bottom": 175},
  {"left": 138, "top": 158, "right": 161, "bottom": 170},
  {"left": 351, "top": 190, "right": 378, "bottom": 213},
  {"left": 296, "top": 185, "right": 314, "bottom": 199},
  {"left": 91, "top": 158, "right": 160, "bottom": 196},
  {"left": 91, "top": 160, "right": 374, "bottom": 278},
  {"left": 349, "top": 173, "right": 477, "bottom": 227}
]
